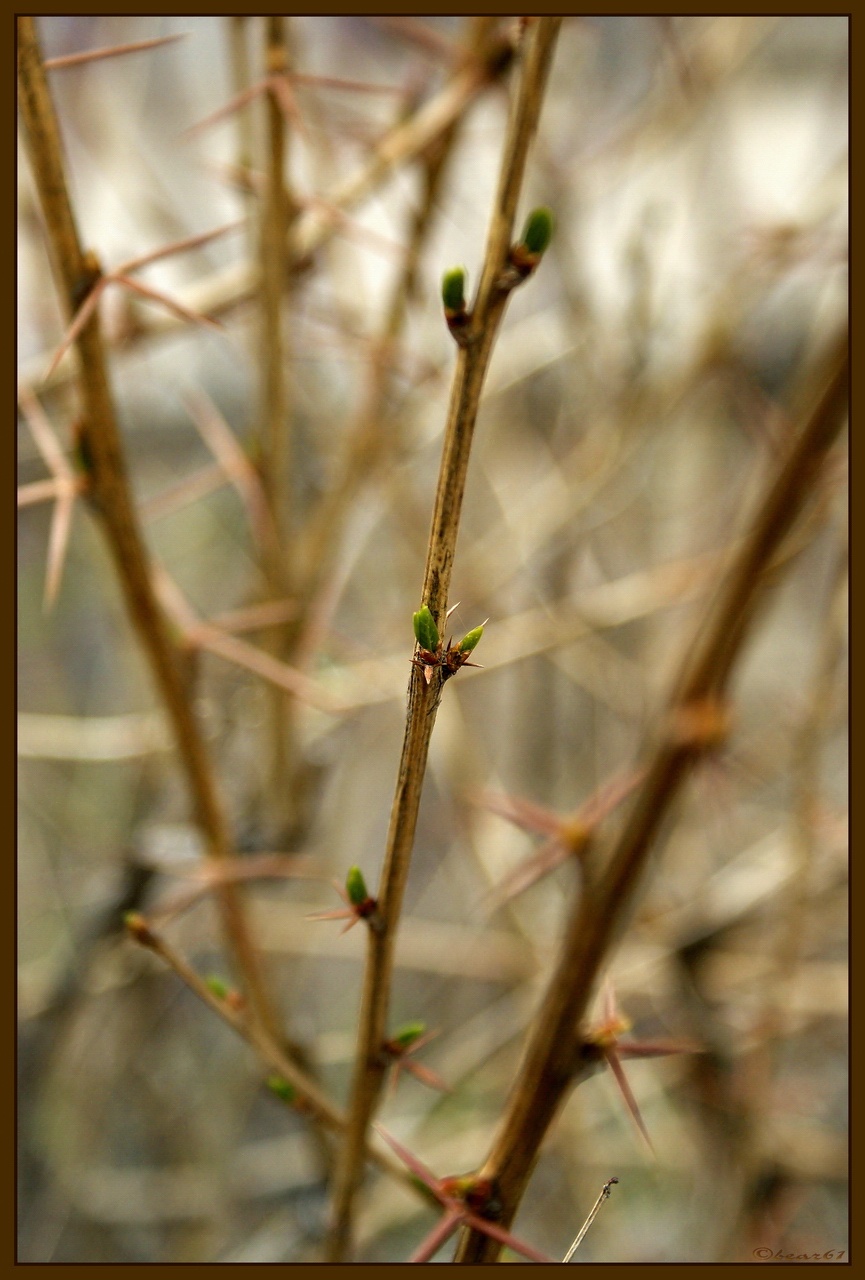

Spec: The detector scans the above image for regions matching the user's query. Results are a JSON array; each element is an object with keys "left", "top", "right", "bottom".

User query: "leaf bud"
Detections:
[
  {"left": 390, "top": 1020, "right": 427, "bottom": 1049},
  {"left": 458, "top": 621, "right": 486, "bottom": 653},
  {"left": 266, "top": 1074, "right": 297, "bottom": 1104},
  {"left": 412, "top": 604, "right": 440, "bottom": 653},
  {"left": 519, "top": 206, "right": 554, "bottom": 256},
  {"left": 345, "top": 865, "right": 369, "bottom": 907},
  {"left": 123, "top": 911, "right": 156, "bottom": 947},
  {"left": 441, "top": 265, "right": 467, "bottom": 316}
]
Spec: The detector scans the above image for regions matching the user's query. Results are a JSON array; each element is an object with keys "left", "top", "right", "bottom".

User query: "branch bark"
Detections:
[{"left": 325, "top": 17, "right": 563, "bottom": 1261}]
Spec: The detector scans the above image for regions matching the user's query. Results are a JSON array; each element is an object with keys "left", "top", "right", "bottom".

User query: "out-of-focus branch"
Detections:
[
  {"left": 255, "top": 16, "right": 300, "bottom": 844},
  {"left": 21, "top": 27, "right": 518, "bottom": 400},
  {"left": 17, "top": 15, "right": 279, "bottom": 1044},
  {"left": 453, "top": 331, "right": 848, "bottom": 1261},
  {"left": 258, "top": 14, "right": 292, "bottom": 564},
  {"left": 123, "top": 915, "right": 429, "bottom": 1201}
]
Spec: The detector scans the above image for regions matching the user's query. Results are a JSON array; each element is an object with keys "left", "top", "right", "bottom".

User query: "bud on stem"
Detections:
[
  {"left": 441, "top": 266, "right": 467, "bottom": 317},
  {"left": 441, "top": 266, "right": 471, "bottom": 344},
  {"left": 345, "top": 865, "right": 369, "bottom": 907},
  {"left": 390, "top": 1020, "right": 427, "bottom": 1050},
  {"left": 124, "top": 911, "right": 157, "bottom": 948},
  {"left": 266, "top": 1074, "right": 297, "bottom": 1104},
  {"left": 458, "top": 621, "right": 486, "bottom": 653},
  {"left": 509, "top": 206, "right": 554, "bottom": 275},
  {"left": 413, "top": 604, "right": 440, "bottom": 653}
]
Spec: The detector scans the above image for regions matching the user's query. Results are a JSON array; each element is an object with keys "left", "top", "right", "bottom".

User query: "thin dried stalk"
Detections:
[
  {"left": 453, "top": 331, "right": 848, "bottom": 1261},
  {"left": 562, "top": 1177, "right": 619, "bottom": 1261},
  {"left": 326, "top": 18, "right": 562, "bottom": 1261},
  {"left": 43, "top": 32, "right": 187, "bottom": 70},
  {"left": 17, "top": 16, "right": 279, "bottom": 1043}
]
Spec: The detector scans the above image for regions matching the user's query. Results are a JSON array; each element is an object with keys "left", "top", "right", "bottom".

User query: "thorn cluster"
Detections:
[
  {"left": 411, "top": 604, "right": 487, "bottom": 685},
  {"left": 307, "top": 865, "right": 381, "bottom": 934},
  {"left": 381, "top": 1022, "right": 451, "bottom": 1096}
]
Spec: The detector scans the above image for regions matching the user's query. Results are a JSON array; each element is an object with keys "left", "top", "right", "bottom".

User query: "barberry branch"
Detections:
[
  {"left": 453, "top": 331, "right": 848, "bottom": 1261},
  {"left": 17, "top": 15, "right": 280, "bottom": 1045},
  {"left": 326, "top": 17, "right": 562, "bottom": 1261},
  {"left": 121, "top": 913, "right": 428, "bottom": 1202}
]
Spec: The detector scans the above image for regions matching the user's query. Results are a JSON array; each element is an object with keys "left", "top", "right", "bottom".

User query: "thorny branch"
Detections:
[
  {"left": 453, "top": 331, "right": 848, "bottom": 1261},
  {"left": 326, "top": 17, "right": 562, "bottom": 1261},
  {"left": 17, "top": 15, "right": 280, "bottom": 1046},
  {"left": 122, "top": 914, "right": 433, "bottom": 1204}
]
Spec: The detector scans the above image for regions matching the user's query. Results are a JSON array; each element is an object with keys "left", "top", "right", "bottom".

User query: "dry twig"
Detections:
[{"left": 122, "top": 914, "right": 431, "bottom": 1202}]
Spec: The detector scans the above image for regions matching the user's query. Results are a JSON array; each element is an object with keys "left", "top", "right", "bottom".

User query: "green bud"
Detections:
[
  {"left": 413, "top": 605, "right": 440, "bottom": 653},
  {"left": 391, "top": 1021, "right": 427, "bottom": 1048},
  {"left": 266, "top": 1074, "right": 297, "bottom": 1104},
  {"left": 345, "top": 865, "right": 369, "bottom": 907},
  {"left": 441, "top": 266, "right": 467, "bottom": 314},
  {"left": 519, "top": 207, "right": 554, "bottom": 257},
  {"left": 205, "top": 975, "right": 230, "bottom": 1000},
  {"left": 458, "top": 623, "right": 485, "bottom": 654}
]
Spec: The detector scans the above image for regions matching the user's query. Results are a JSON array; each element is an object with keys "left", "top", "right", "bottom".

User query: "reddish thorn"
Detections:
[
  {"left": 461, "top": 1209, "right": 556, "bottom": 1264},
  {"left": 409, "top": 1209, "right": 464, "bottom": 1264},
  {"left": 604, "top": 1047, "right": 656, "bottom": 1156},
  {"left": 401, "top": 1059, "right": 452, "bottom": 1094}
]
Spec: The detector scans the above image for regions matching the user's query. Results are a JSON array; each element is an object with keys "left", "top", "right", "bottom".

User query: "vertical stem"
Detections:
[
  {"left": 326, "top": 19, "right": 562, "bottom": 1261},
  {"left": 258, "top": 15, "right": 291, "bottom": 556}
]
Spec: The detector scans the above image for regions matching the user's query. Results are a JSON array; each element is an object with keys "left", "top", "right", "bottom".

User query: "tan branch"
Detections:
[
  {"left": 17, "top": 15, "right": 279, "bottom": 1043},
  {"left": 124, "top": 917, "right": 430, "bottom": 1202},
  {"left": 453, "top": 331, "right": 848, "bottom": 1261},
  {"left": 326, "top": 18, "right": 563, "bottom": 1261}
]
